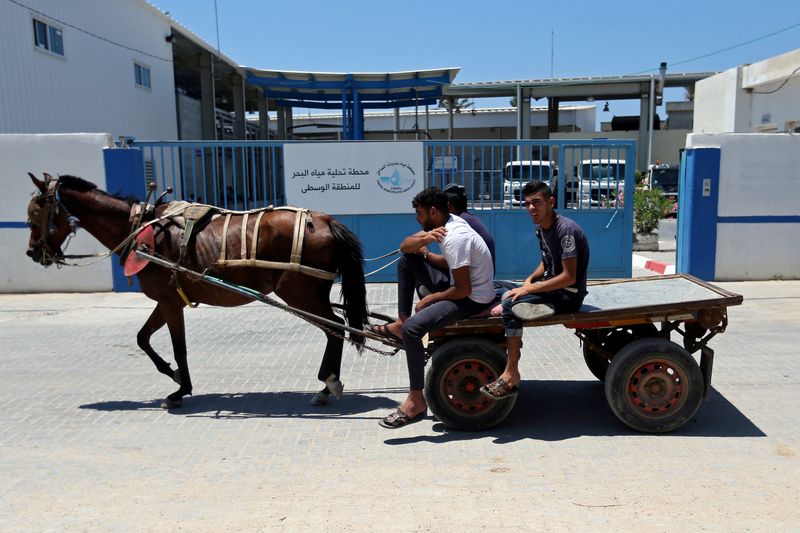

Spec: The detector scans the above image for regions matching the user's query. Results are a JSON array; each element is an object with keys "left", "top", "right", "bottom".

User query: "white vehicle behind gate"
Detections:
[
  {"left": 566, "top": 158, "right": 625, "bottom": 208},
  {"left": 503, "top": 160, "right": 555, "bottom": 206}
]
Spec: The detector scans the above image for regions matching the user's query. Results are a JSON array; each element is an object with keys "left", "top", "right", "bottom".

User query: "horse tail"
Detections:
[{"left": 329, "top": 218, "right": 368, "bottom": 351}]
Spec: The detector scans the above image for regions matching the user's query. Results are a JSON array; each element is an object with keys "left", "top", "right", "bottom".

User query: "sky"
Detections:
[{"left": 149, "top": 0, "right": 800, "bottom": 121}]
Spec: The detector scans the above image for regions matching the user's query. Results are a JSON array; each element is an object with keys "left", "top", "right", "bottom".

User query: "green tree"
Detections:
[
  {"left": 633, "top": 188, "right": 671, "bottom": 234},
  {"left": 438, "top": 98, "right": 473, "bottom": 113}
]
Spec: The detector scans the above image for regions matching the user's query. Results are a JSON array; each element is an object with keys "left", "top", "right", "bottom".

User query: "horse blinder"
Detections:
[{"left": 26, "top": 178, "right": 76, "bottom": 267}]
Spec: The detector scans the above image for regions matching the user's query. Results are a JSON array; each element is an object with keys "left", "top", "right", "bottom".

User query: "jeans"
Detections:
[
  {"left": 494, "top": 280, "right": 585, "bottom": 337},
  {"left": 403, "top": 297, "right": 492, "bottom": 390}
]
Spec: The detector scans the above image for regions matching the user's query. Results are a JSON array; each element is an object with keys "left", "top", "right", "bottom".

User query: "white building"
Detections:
[
  {"left": 286, "top": 105, "right": 597, "bottom": 140},
  {"left": 0, "top": 0, "right": 180, "bottom": 140},
  {"left": 694, "top": 48, "right": 800, "bottom": 134}
]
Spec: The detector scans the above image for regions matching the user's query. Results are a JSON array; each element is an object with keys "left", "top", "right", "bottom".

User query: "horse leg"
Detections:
[
  {"left": 309, "top": 315, "right": 346, "bottom": 406},
  {"left": 279, "top": 279, "right": 346, "bottom": 406},
  {"left": 161, "top": 303, "right": 193, "bottom": 409},
  {"left": 137, "top": 304, "right": 180, "bottom": 383}
]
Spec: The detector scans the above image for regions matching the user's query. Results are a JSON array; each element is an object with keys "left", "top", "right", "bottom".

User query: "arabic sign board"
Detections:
[{"left": 284, "top": 142, "right": 425, "bottom": 214}]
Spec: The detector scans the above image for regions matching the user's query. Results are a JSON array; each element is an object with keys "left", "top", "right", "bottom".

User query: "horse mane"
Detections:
[{"left": 59, "top": 174, "right": 138, "bottom": 205}]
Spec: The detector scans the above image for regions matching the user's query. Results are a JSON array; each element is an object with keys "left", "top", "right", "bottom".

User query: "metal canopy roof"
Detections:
[
  {"left": 245, "top": 67, "right": 460, "bottom": 109},
  {"left": 445, "top": 72, "right": 717, "bottom": 101}
]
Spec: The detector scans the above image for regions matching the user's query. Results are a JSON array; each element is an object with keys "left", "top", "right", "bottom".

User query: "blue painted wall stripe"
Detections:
[
  {"left": 676, "top": 147, "right": 720, "bottom": 281},
  {"left": 0, "top": 222, "right": 28, "bottom": 228},
  {"left": 717, "top": 215, "right": 800, "bottom": 224}
]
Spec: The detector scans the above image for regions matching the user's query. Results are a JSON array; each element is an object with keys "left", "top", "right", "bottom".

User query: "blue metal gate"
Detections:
[{"left": 122, "top": 139, "right": 634, "bottom": 284}]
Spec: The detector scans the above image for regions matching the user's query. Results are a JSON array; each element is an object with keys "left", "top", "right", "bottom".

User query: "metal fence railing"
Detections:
[
  {"left": 133, "top": 141, "right": 287, "bottom": 210},
  {"left": 424, "top": 140, "right": 635, "bottom": 212},
  {"left": 130, "top": 139, "right": 635, "bottom": 213}
]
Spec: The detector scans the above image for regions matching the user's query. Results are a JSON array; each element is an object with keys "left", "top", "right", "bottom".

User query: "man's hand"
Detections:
[
  {"left": 427, "top": 227, "right": 447, "bottom": 243},
  {"left": 502, "top": 285, "right": 532, "bottom": 302},
  {"left": 415, "top": 293, "right": 438, "bottom": 313}
]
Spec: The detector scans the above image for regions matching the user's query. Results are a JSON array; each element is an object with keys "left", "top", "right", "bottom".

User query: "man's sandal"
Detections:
[
  {"left": 368, "top": 323, "right": 402, "bottom": 343},
  {"left": 378, "top": 408, "right": 426, "bottom": 429},
  {"left": 479, "top": 378, "right": 519, "bottom": 400}
]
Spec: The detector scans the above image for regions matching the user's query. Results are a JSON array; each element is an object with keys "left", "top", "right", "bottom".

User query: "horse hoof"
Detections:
[
  {"left": 309, "top": 391, "right": 330, "bottom": 406},
  {"left": 161, "top": 397, "right": 183, "bottom": 409},
  {"left": 324, "top": 377, "right": 344, "bottom": 400}
]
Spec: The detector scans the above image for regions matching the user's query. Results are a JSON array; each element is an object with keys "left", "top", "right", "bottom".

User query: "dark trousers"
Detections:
[
  {"left": 397, "top": 253, "right": 450, "bottom": 317},
  {"left": 403, "top": 297, "right": 491, "bottom": 390}
]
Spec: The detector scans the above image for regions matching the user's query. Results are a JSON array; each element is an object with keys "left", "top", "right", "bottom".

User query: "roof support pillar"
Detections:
[
  {"left": 425, "top": 104, "right": 430, "bottom": 138},
  {"left": 638, "top": 89, "right": 651, "bottom": 172},
  {"left": 277, "top": 105, "right": 286, "bottom": 140},
  {"left": 516, "top": 86, "right": 531, "bottom": 139},
  {"left": 353, "top": 89, "right": 362, "bottom": 140},
  {"left": 258, "top": 94, "right": 269, "bottom": 140},
  {"left": 341, "top": 88, "right": 348, "bottom": 140},
  {"left": 394, "top": 108, "right": 400, "bottom": 140},
  {"left": 447, "top": 97, "right": 454, "bottom": 140},
  {"left": 199, "top": 52, "right": 217, "bottom": 140},
  {"left": 233, "top": 73, "right": 246, "bottom": 139},
  {"left": 285, "top": 107, "right": 293, "bottom": 140},
  {"left": 547, "top": 97, "right": 559, "bottom": 138}
]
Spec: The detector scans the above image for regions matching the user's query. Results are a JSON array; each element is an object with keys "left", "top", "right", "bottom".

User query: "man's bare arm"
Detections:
[
  {"left": 415, "top": 266, "right": 472, "bottom": 311},
  {"left": 524, "top": 261, "right": 545, "bottom": 285}
]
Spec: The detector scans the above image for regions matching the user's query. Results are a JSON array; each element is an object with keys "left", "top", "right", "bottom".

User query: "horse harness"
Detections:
[
  {"left": 28, "top": 176, "right": 79, "bottom": 265},
  {"left": 127, "top": 201, "right": 338, "bottom": 306},
  {"left": 31, "top": 176, "right": 397, "bottom": 356}
]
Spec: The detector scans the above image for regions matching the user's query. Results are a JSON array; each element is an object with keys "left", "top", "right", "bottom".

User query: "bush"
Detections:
[{"left": 633, "top": 188, "right": 671, "bottom": 234}]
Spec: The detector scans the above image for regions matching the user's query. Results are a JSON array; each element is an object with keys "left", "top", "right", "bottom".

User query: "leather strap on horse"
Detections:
[{"left": 216, "top": 207, "right": 337, "bottom": 281}]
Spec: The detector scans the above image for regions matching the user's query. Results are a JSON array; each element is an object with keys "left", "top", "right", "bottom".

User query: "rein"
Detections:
[{"left": 362, "top": 248, "right": 401, "bottom": 278}]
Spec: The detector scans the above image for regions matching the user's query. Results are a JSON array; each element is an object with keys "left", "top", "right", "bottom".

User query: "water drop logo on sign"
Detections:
[{"left": 377, "top": 162, "right": 416, "bottom": 193}]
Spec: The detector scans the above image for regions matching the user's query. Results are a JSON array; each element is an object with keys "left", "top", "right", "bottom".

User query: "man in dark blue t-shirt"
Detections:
[{"left": 481, "top": 181, "right": 589, "bottom": 400}]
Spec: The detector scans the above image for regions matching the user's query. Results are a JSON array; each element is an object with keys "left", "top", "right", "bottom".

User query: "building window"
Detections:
[
  {"left": 33, "top": 18, "right": 64, "bottom": 56},
  {"left": 134, "top": 62, "right": 151, "bottom": 89}
]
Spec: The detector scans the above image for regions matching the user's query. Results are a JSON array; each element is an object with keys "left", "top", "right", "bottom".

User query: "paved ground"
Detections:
[{"left": 1, "top": 278, "right": 799, "bottom": 531}]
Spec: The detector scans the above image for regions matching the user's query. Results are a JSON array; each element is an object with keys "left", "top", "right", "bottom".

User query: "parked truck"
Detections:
[{"left": 646, "top": 161, "right": 679, "bottom": 216}]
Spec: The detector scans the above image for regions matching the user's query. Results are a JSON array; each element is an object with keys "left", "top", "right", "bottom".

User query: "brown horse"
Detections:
[{"left": 25, "top": 173, "right": 368, "bottom": 408}]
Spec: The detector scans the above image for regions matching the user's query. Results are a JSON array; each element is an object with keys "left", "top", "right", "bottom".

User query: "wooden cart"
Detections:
[
  {"left": 136, "top": 251, "right": 742, "bottom": 433},
  {"left": 422, "top": 274, "right": 743, "bottom": 433}
]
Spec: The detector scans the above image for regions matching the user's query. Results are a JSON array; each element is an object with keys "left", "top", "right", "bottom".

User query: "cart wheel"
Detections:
[
  {"left": 605, "top": 337, "right": 703, "bottom": 433},
  {"left": 424, "top": 337, "right": 515, "bottom": 431},
  {"left": 582, "top": 324, "right": 658, "bottom": 382}
]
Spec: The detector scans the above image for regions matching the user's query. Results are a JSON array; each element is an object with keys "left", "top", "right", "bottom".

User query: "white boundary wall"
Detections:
[
  {"left": 687, "top": 133, "right": 800, "bottom": 280},
  {"left": 0, "top": 134, "right": 114, "bottom": 293},
  {"left": 0, "top": 0, "right": 178, "bottom": 141}
]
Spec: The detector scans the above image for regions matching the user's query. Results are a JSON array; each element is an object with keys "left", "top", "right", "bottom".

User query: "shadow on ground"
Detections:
[
  {"left": 384, "top": 380, "right": 765, "bottom": 444},
  {"left": 80, "top": 387, "right": 402, "bottom": 421},
  {"left": 80, "top": 381, "right": 762, "bottom": 441}
]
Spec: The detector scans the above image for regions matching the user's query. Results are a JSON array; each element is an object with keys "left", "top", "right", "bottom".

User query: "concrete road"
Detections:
[{"left": 1, "top": 281, "right": 798, "bottom": 531}]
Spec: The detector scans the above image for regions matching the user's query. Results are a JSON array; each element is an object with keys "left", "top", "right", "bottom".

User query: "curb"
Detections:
[{"left": 632, "top": 253, "right": 675, "bottom": 275}]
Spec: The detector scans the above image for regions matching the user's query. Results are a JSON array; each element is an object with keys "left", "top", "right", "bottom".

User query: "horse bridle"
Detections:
[{"left": 29, "top": 176, "right": 78, "bottom": 266}]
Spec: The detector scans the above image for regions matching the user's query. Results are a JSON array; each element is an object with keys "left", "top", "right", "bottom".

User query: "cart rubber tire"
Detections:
[
  {"left": 605, "top": 337, "right": 703, "bottom": 433},
  {"left": 424, "top": 337, "right": 515, "bottom": 431},
  {"left": 583, "top": 324, "right": 659, "bottom": 382}
]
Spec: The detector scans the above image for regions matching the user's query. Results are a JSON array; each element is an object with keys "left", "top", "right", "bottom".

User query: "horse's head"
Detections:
[{"left": 26, "top": 173, "right": 78, "bottom": 267}]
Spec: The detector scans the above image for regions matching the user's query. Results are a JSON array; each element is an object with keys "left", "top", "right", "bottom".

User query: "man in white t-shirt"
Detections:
[{"left": 372, "top": 187, "right": 495, "bottom": 429}]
